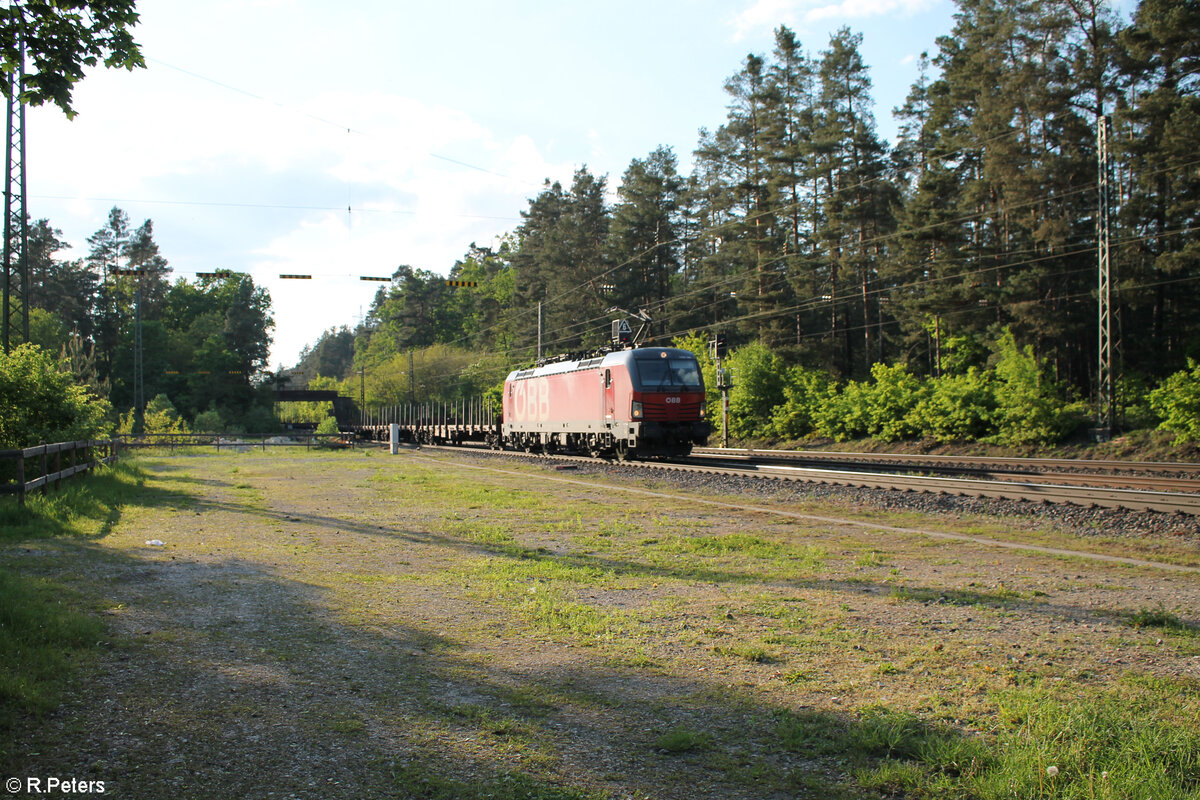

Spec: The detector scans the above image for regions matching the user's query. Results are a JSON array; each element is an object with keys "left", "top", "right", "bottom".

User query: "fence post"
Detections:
[
  {"left": 54, "top": 445, "right": 62, "bottom": 492},
  {"left": 16, "top": 450, "right": 25, "bottom": 507}
]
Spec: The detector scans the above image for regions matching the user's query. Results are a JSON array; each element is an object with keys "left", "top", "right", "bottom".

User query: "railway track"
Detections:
[
  {"left": 692, "top": 446, "right": 1200, "bottom": 478},
  {"left": 688, "top": 448, "right": 1200, "bottom": 494},
  {"left": 419, "top": 443, "right": 1200, "bottom": 516}
]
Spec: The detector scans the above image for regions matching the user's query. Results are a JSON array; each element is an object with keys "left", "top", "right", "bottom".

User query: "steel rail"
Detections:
[
  {"left": 692, "top": 446, "right": 1200, "bottom": 477},
  {"left": 686, "top": 451, "right": 1200, "bottom": 494}
]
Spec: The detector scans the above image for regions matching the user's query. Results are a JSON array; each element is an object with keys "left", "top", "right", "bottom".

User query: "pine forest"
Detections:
[{"left": 5, "top": 0, "right": 1200, "bottom": 447}]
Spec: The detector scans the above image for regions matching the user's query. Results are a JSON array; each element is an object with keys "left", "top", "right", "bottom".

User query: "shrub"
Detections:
[
  {"left": 814, "top": 379, "right": 871, "bottom": 442},
  {"left": 1148, "top": 359, "right": 1200, "bottom": 443},
  {"left": 771, "top": 365, "right": 835, "bottom": 439},
  {"left": 0, "top": 343, "right": 111, "bottom": 448},
  {"left": 726, "top": 342, "right": 784, "bottom": 440},
  {"left": 863, "top": 363, "right": 928, "bottom": 442},
  {"left": 192, "top": 408, "right": 224, "bottom": 434},
  {"left": 315, "top": 416, "right": 340, "bottom": 435},
  {"left": 986, "top": 329, "right": 1080, "bottom": 445},
  {"left": 118, "top": 394, "right": 189, "bottom": 441},
  {"left": 911, "top": 368, "right": 997, "bottom": 442}
]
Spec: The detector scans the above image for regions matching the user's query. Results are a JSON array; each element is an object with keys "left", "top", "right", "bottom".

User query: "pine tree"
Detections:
[
  {"left": 813, "top": 28, "right": 897, "bottom": 377},
  {"left": 510, "top": 168, "right": 611, "bottom": 357},
  {"left": 1117, "top": 0, "right": 1200, "bottom": 372},
  {"left": 608, "top": 146, "right": 682, "bottom": 340}
]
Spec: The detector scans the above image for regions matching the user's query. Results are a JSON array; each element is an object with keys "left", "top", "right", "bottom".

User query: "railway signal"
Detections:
[
  {"left": 708, "top": 333, "right": 727, "bottom": 360},
  {"left": 612, "top": 319, "right": 632, "bottom": 347}
]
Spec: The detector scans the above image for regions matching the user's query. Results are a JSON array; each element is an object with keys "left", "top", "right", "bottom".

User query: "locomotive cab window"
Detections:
[{"left": 633, "top": 353, "right": 702, "bottom": 390}]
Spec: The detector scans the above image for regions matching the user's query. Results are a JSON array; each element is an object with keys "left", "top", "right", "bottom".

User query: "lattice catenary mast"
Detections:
[{"left": 1, "top": 30, "right": 29, "bottom": 353}]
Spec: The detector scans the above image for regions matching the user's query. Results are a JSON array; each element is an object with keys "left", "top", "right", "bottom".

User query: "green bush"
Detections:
[
  {"left": 911, "top": 368, "right": 997, "bottom": 442},
  {"left": 986, "top": 329, "right": 1081, "bottom": 445},
  {"left": 726, "top": 342, "right": 784, "bottom": 439},
  {"left": 1148, "top": 359, "right": 1200, "bottom": 443},
  {"left": 771, "top": 365, "right": 835, "bottom": 439},
  {"left": 0, "top": 343, "right": 112, "bottom": 448},
  {"left": 315, "top": 416, "right": 340, "bottom": 435},
  {"left": 192, "top": 407, "right": 224, "bottom": 434},
  {"left": 118, "top": 393, "right": 189, "bottom": 439},
  {"left": 863, "top": 363, "right": 927, "bottom": 442},
  {"left": 814, "top": 379, "right": 871, "bottom": 442}
]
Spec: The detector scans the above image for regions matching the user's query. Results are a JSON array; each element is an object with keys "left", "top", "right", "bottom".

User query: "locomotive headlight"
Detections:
[
  {"left": 631, "top": 401, "right": 643, "bottom": 419},
  {"left": 698, "top": 406, "right": 705, "bottom": 419}
]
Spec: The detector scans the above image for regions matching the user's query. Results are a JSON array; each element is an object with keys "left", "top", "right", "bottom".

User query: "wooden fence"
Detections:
[
  {"left": 115, "top": 433, "right": 357, "bottom": 451},
  {"left": 0, "top": 440, "right": 120, "bottom": 506}
]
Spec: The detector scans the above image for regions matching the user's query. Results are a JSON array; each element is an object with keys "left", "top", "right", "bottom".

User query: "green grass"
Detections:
[
  {"left": 389, "top": 762, "right": 605, "bottom": 800},
  {"left": 0, "top": 460, "right": 150, "bottom": 765},
  {"left": 1123, "top": 604, "right": 1198, "bottom": 636},
  {"left": 772, "top": 679, "right": 1200, "bottom": 800},
  {"left": 12, "top": 452, "right": 1187, "bottom": 800},
  {"left": 370, "top": 466, "right": 547, "bottom": 511},
  {"left": 712, "top": 642, "right": 778, "bottom": 663},
  {"left": 974, "top": 675, "right": 1200, "bottom": 799},
  {"left": 653, "top": 727, "right": 712, "bottom": 753},
  {"left": 0, "top": 569, "right": 105, "bottom": 729}
]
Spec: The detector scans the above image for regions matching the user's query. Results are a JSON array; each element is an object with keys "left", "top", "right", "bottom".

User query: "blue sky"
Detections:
[{"left": 25, "top": 0, "right": 1015, "bottom": 367}]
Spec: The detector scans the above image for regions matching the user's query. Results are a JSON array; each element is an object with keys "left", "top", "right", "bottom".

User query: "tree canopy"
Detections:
[{"left": 0, "top": 0, "right": 144, "bottom": 117}]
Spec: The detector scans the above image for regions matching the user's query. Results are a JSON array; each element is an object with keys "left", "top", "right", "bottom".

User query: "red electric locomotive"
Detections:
[{"left": 502, "top": 347, "right": 709, "bottom": 459}]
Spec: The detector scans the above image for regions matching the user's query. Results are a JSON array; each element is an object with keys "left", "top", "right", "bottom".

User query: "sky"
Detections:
[{"left": 25, "top": 0, "right": 972, "bottom": 370}]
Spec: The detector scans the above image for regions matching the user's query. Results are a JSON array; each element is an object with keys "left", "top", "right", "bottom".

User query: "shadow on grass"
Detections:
[
  {"left": 5, "top": 546, "right": 998, "bottom": 800},
  {"left": 0, "top": 456, "right": 995, "bottom": 799},
  {"left": 8, "top": 452, "right": 1197, "bottom": 799}
]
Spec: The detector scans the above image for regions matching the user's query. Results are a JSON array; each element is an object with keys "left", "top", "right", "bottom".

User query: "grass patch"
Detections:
[
  {"left": 653, "top": 726, "right": 712, "bottom": 753},
  {"left": 712, "top": 643, "right": 778, "bottom": 663},
  {"left": 772, "top": 679, "right": 1200, "bottom": 799},
  {"left": 854, "top": 549, "right": 886, "bottom": 567},
  {"left": 371, "top": 467, "right": 547, "bottom": 512},
  {"left": 974, "top": 675, "right": 1200, "bottom": 798},
  {"left": 449, "top": 558, "right": 631, "bottom": 645},
  {"left": 1123, "top": 604, "right": 1198, "bottom": 636},
  {"left": 0, "top": 460, "right": 153, "bottom": 766},
  {"left": 389, "top": 762, "right": 603, "bottom": 800},
  {"left": 890, "top": 585, "right": 1026, "bottom": 608},
  {"left": 0, "top": 459, "right": 149, "bottom": 541},
  {"left": 0, "top": 570, "right": 105, "bottom": 730}
]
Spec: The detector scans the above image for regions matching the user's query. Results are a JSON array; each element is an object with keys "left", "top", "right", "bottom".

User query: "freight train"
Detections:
[{"left": 501, "top": 346, "right": 710, "bottom": 459}]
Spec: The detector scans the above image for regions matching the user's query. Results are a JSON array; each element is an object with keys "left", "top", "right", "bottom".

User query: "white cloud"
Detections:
[
  {"left": 26, "top": 64, "right": 576, "bottom": 366},
  {"left": 730, "top": 0, "right": 937, "bottom": 39}
]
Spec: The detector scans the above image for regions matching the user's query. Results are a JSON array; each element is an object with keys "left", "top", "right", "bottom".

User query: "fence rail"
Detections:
[
  {"left": 115, "top": 433, "right": 358, "bottom": 451},
  {"left": 0, "top": 439, "right": 120, "bottom": 506}
]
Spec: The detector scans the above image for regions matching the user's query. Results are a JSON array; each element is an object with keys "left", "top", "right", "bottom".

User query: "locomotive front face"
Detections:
[{"left": 624, "top": 348, "right": 710, "bottom": 455}]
